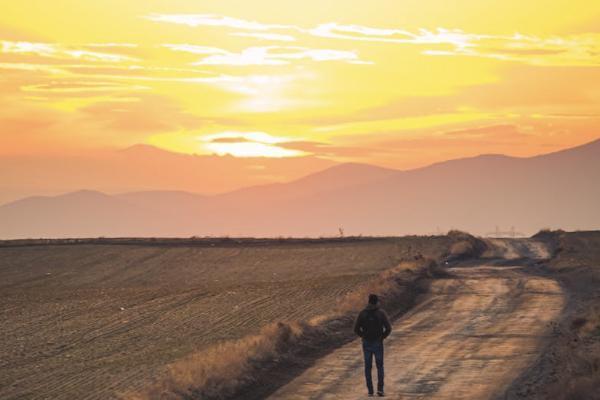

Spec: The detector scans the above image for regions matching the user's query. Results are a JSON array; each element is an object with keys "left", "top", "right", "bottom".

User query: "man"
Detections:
[{"left": 354, "top": 294, "right": 392, "bottom": 397}]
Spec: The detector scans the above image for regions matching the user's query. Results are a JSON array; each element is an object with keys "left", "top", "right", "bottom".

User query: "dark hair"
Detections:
[{"left": 368, "top": 294, "right": 378, "bottom": 305}]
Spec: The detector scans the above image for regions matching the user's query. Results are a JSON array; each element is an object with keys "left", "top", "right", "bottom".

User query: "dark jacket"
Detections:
[{"left": 354, "top": 304, "right": 392, "bottom": 342}]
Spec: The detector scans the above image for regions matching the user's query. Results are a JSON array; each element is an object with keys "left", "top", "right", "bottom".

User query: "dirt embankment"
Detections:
[{"left": 503, "top": 230, "right": 600, "bottom": 400}]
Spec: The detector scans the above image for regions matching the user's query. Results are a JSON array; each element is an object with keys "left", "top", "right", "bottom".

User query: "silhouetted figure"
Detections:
[{"left": 354, "top": 294, "right": 391, "bottom": 397}]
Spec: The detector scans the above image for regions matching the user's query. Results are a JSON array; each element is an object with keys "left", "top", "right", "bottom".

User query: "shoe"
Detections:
[
  {"left": 368, "top": 393, "right": 374, "bottom": 397},
  {"left": 377, "top": 391, "right": 385, "bottom": 397}
]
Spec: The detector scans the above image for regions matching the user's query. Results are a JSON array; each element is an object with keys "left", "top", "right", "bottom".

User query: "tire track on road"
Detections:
[{"left": 267, "top": 245, "right": 565, "bottom": 400}]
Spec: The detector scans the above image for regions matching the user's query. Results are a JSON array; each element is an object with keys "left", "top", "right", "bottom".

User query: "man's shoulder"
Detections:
[{"left": 357, "top": 308, "right": 373, "bottom": 319}]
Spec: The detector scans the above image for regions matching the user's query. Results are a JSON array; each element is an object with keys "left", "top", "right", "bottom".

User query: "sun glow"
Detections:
[
  {"left": 0, "top": 0, "right": 598, "bottom": 167},
  {"left": 204, "top": 141, "right": 305, "bottom": 158},
  {"left": 201, "top": 131, "right": 307, "bottom": 158}
]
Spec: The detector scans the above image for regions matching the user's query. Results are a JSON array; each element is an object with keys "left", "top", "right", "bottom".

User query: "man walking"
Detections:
[{"left": 354, "top": 294, "right": 392, "bottom": 397}]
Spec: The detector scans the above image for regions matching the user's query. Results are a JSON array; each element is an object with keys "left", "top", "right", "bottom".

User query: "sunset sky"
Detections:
[{"left": 1, "top": 0, "right": 600, "bottom": 171}]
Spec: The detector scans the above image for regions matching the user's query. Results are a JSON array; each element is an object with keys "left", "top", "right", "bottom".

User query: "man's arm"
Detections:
[
  {"left": 354, "top": 311, "right": 364, "bottom": 337},
  {"left": 381, "top": 310, "right": 392, "bottom": 339}
]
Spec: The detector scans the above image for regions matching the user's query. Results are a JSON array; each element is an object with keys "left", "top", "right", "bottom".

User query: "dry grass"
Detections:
[
  {"left": 446, "top": 230, "right": 488, "bottom": 260},
  {"left": 123, "top": 259, "right": 434, "bottom": 400},
  {"left": 124, "top": 322, "right": 307, "bottom": 400}
]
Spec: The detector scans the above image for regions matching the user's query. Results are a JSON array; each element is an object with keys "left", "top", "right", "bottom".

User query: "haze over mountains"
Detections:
[
  {"left": 0, "top": 144, "right": 336, "bottom": 204},
  {"left": 1, "top": 139, "right": 599, "bottom": 239}
]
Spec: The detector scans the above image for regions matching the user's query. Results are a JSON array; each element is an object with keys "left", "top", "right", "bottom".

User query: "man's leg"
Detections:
[
  {"left": 374, "top": 341, "right": 384, "bottom": 394},
  {"left": 362, "top": 341, "right": 374, "bottom": 394}
]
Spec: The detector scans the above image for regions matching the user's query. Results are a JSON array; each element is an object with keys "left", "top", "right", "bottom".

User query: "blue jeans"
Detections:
[{"left": 362, "top": 340, "right": 384, "bottom": 394}]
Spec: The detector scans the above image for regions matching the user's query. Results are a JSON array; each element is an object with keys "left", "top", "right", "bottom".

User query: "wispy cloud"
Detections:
[
  {"left": 164, "top": 44, "right": 368, "bottom": 65},
  {"left": 231, "top": 32, "right": 296, "bottom": 42},
  {"left": 21, "top": 81, "right": 150, "bottom": 93},
  {"left": 144, "top": 13, "right": 296, "bottom": 31},
  {"left": 0, "top": 62, "right": 65, "bottom": 74},
  {"left": 87, "top": 43, "right": 139, "bottom": 48},
  {"left": 1, "top": 40, "right": 138, "bottom": 62},
  {"left": 310, "top": 23, "right": 477, "bottom": 48},
  {"left": 63, "top": 49, "right": 136, "bottom": 62},
  {"left": 147, "top": 13, "right": 600, "bottom": 66},
  {"left": 163, "top": 44, "right": 227, "bottom": 56},
  {"left": 421, "top": 32, "right": 600, "bottom": 65},
  {"left": 189, "top": 73, "right": 298, "bottom": 96},
  {"left": 309, "top": 23, "right": 600, "bottom": 65},
  {"left": 201, "top": 131, "right": 307, "bottom": 158},
  {"left": 204, "top": 131, "right": 296, "bottom": 144}
]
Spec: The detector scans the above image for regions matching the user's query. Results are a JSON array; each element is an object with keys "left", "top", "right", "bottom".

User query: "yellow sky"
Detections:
[{"left": 1, "top": 0, "right": 600, "bottom": 169}]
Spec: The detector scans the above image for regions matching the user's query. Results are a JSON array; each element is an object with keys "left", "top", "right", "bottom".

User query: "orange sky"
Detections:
[{"left": 1, "top": 0, "right": 600, "bottom": 176}]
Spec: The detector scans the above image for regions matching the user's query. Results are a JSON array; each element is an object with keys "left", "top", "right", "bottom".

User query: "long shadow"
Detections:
[{"left": 449, "top": 256, "right": 545, "bottom": 268}]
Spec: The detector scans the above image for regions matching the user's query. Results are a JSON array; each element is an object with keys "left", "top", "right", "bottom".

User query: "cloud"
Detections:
[
  {"left": 164, "top": 44, "right": 368, "bottom": 65},
  {"left": 0, "top": 55, "right": 277, "bottom": 98},
  {"left": 63, "top": 49, "right": 136, "bottom": 63},
  {"left": 201, "top": 133, "right": 379, "bottom": 159},
  {"left": 277, "top": 140, "right": 379, "bottom": 158},
  {"left": 311, "top": 24, "right": 600, "bottom": 65},
  {"left": 184, "top": 73, "right": 296, "bottom": 96},
  {"left": 481, "top": 47, "right": 565, "bottom": 56},
  {"left": 147, "top": 13, "right": 600, "bottom": 66},
  {"left": 1, "top": 40, "right": 138, "bottom": 63},
  {"left": 203, "top": 131, "right": 294, "bottom": 144},
  {"left": 87, "top": 43, "right": 138, "bottom": 48},
  {"left": 341, "top": 119, "right": 595, "bottom": 157},
  {"left": 314, "top": 123, "right": 547, "bottom": 168},
  {"left": 308, "top": 65, "right": 600, "bottom": 126},
  {"left": 310, "top": 23, "right": 476, "bottom": 50},
  {"left": 0, "top": 62, "right": 65, "bottom": 74},
  {"left": 423, "top": 33, "right": 600, "bottom": 65},
  {"left": 204, "top": 141, "right": 306, "bottom": 158},
  {"left": 438, "top": 124, "right": 530, "bottom": 141},
  {"left": 162, "top": 44, "right": 226, "bottom": 55},
  {"left": 145, "top": 13, "right": 296, "bottom": 31},
  {"left": 1, "top": 58, "right": 302, "bottom": 99},
  {"left": 200, "top": 131, "right": 308, "bottom": 158},
  {"left": 207, "top": 136, "right": 252, "bottom": 144},
  {"left": 231, "top": 32, "right": 296, "bottom": 42},
  {"left": 21, "top": 81, "right": 150, "bottom": 94},
  {"left": 80, "top": 94, "right": 203, "bottom": 133}
]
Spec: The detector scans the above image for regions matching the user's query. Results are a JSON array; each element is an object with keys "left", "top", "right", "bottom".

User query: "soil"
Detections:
[{"left": 0, "top": 236, "right": 454, "bottom": 400}]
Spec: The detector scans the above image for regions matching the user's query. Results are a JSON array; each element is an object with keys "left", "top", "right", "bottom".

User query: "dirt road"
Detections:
[{"left": 267, "top": 240, "right": 565, "bottom": 399}]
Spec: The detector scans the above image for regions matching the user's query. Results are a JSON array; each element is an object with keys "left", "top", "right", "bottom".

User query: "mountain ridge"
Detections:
[{"left": 1, "top": 138, "right": 598, "bottom": 238}]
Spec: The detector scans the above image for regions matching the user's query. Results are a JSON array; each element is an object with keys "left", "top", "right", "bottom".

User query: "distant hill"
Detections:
[
  {"left": 0, "top": 144, "right": 337, "bottom": 204},
  {"left": 1, "top": 139, "right": 599, "bottom": 238}
]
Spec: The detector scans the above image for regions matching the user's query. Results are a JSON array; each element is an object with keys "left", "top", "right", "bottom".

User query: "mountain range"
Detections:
[{"left": 1, "top": 138, "right": 599, "bottom": 238}]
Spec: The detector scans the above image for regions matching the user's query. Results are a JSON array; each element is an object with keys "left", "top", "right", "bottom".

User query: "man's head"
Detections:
[{"left": 368, "top": 294, "right": 378, "bottom": 305}]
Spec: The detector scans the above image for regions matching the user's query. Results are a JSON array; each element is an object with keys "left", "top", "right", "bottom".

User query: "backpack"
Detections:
[{"left": 362, "top": 309, "right": 383, "bottom": 341}]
